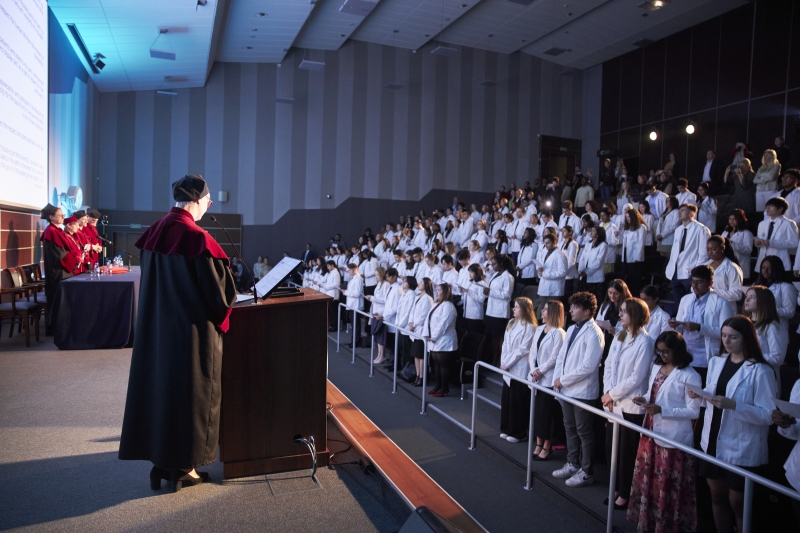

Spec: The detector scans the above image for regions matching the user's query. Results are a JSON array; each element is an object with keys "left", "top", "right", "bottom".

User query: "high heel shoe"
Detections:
[
  {"left": 413, "top": 378, "right": 423, "bottom": 387},
  {"left": 170, "top": 469, "right": 207, "bottom": 493}
]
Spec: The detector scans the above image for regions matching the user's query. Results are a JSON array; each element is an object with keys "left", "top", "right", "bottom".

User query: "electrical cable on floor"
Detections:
[
  {"left": 328, "top": 438, "right": 352, "bottom": 460},
  {"left": 293, "top": 435, "right": 318, "bottom": 480}
]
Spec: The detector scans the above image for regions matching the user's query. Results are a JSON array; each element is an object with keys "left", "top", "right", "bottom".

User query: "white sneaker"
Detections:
[
  {"left": 565, "top": 469, "right": 594, "bottom": 487},
  {"left": 552, "top": 463, "right": 579, "bottom": 479},
  {"left": 506, "top": 436, "right": 526, "bottom": 443},
  {"left": 499, "top": 433, "right": 508, "bottom": 439}
]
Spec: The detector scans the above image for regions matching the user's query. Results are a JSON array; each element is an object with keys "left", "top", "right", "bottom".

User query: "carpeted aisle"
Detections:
[{"left": 0, "top": 332, "right": 405, "bottom": 533}]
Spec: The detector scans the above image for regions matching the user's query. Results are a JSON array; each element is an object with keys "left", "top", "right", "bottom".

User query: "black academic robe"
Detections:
[
  {"left": 118, "top": 208, "right": 236, "bottom": 469},
  {"left": 41, "top": 224, "right": 79, "bottom": 326}
]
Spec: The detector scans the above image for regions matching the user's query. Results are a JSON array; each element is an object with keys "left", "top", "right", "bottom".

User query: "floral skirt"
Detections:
[{"left": 627, "top": 435, "right": 697, "bottom": 533}]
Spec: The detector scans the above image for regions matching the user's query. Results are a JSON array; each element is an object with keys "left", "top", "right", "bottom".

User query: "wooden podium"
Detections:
[{"left": 220, "top": 288, "right": 332, "bottom": 478}]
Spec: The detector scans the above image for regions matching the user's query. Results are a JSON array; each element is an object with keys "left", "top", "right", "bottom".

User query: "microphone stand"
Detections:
[
  {"left": 209, "top": 215, "right": 259, "bottom": 304},
  {"left": 97, "top": 236, "right": 140, "bottom": 272}
]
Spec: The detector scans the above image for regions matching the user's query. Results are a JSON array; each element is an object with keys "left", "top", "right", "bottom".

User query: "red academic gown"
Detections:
[
  {"left": 41, "top": 225, "right": 81, "bottom": 325},
  {"left": 80, "top": 225, "right": 101, "bottom": 269},
  {"left": 119, "top": 208, "right": 236, "bottom": 469}
]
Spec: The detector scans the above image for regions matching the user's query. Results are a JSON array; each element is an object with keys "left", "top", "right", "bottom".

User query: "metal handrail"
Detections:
[{"left": 469, "top": 361, "right": 800, "bottom": 533}]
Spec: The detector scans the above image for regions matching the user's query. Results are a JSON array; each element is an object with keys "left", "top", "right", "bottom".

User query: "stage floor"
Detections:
[{"left": 0, "top": 333, "right": 407, "bottom": 533}]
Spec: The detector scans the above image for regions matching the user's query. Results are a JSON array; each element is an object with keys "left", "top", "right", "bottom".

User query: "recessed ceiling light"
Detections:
[
  {"left": 252, "top": 28, "right": 258, "bottom": 32},
  {"left": 460, "top": 3, "right": 468, "bottom": 7},
  {"left": 487, "top": 34, "right": 494, "bottom": 38},
  {"left": 340, "top": 34, "right": 346, "bottom": 37},
  {"left": 521, "top": 39, "right": 526, "bottom": 43},
  {"left": 245, "top": 46, "right": 253, "bottom": 50},
  {"left": 445, "top": 17, "right": 450, "bottom": 21},
  {"left": 255, "top": 12, "right": 266, "bottom": 17},
  {"left": 393, "top": 29, "right": 399, "bottom": 33}
]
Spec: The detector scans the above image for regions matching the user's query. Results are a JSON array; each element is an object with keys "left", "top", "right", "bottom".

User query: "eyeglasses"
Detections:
[
  {"left": 655, "top": 349, "right": 671, "bottom": 357},
  {"left": 690, "top": 279, "right": 708, "bottom": 286}
]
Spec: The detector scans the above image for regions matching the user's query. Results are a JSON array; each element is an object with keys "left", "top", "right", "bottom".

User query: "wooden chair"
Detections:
[
  {"left": 15, "top": 265, "right": 47, "bottom": 317},
  {"left": 0, "top": 286, "right": 40, "bottom": 347}
]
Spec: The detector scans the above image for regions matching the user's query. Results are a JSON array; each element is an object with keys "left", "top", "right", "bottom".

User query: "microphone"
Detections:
[
  {"left": 97, "top": 235, "right": 113, "bottom": 245},
  {"left": 209, "top": 215, "right": 258, "bottom": 303}
]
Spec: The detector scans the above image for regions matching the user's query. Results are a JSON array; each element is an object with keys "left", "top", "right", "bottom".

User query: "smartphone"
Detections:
[{"left": 631, "top": 397, "right": 646, "bottom": 407}]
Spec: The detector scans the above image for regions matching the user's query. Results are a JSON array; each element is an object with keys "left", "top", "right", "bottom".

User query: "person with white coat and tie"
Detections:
[
  {"left": 754, "top": 196, "right": 799, "bottom": 272},
  {"left": 766, "top": 168, "right": 800, "bottom": 227},
  {"left": 499, "top": 297, "right": 537, "bottom": 443},
  {"left": 772, "top": 378, "right": 800, "bottom": 526},
  {"left": 552, "top": 292, "right": 606, "bottom": 488},
  {"left": 423, "top": 283, "right": 458, "bottom": 398},
  {"left": 622, "top": 209, "right": 647, "bottom": 295},
  {"left": 665, "top": 204, "right": 711, "bottom": 314},
  {"left": 578, "top": 226, "right": 608, "bottom": 300},
  {"left": 600, "top": 298, "right": 654, "bottom": 510},
  {"left": 675, "top": 179, "right": 697, "bottom": 206},
  {"left": 627, "top": 331, "right": 701, "bottom": 533},
  {"left": 703, "top": 236, "right": 744, "bottom": 315},
  {"left": 743, "top": 286, "right": 788, "bottom": 394},
  {"left": 342, "top": 263, "right": 365, "bottom": 348},
  {"left": 688, "top": 315, "right": 776, "bottom": 533},
  {"left": 529, "top": 300, "right": 566, "bottom": 461},
  {"left": 508, "top": 207, "right": 530, "bottom": 265},
  {"left": 670, "top": 265, "right": 734, "bottom": 385},
  {"left": 534, "top": 234, "right": 567, "bottom": 320},
  {"left": 558, "top": 200, "right": 582, "bottom": 236}
]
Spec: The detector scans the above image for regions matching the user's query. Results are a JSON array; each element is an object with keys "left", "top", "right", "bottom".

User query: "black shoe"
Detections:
[
  {"left": 151, "top": 467, "right": 208, "bottom": 490},
  {"left": 171, "top": 470, "right": 205, "bottom": 493},
  {"left": 413, "top": 378, "right": 423, "bottom": 387}
]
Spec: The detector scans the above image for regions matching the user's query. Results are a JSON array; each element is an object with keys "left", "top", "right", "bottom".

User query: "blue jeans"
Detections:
[
  {"left": 670, "top": 278, "right": 692, "bottom": 315},
  {"left": 600, "top": 185, "right": 612, "bottom": 198}
]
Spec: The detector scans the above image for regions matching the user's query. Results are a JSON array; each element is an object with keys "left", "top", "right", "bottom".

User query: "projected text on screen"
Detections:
[{"left": 0, "top": 0, "right": 48, "bottom": 210}]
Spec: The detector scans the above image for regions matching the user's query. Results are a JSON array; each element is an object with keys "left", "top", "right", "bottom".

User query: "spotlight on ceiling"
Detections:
[
  {"left": 92, "top": 53, "right": 106, "bottom": 71},
  {"left": 638, "top": 0, "right": 670, "bottom": 11},
  {"left": 649, "top": 131, "right": 658, "bottom": 141},
  {"left": 686, "top": 123, "right": 695, "bottom": 135}
]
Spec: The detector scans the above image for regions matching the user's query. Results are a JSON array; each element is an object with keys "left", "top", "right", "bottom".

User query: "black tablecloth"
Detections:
[{"left": 52, "top": 271, "right": 141, "bottom": 350}]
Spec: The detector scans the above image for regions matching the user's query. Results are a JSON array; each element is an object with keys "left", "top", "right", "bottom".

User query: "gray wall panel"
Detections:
[
  {"left": 151, "top": 93, "right": 172, "bottom": 212},
  {"left": 98, "top": 92, "right": 117, "bottom": 208},
  {"left": 221, "top": 62, "right": 240, "bottom": 215},
  {"left": 133, "top": 91, "right": 154, "bottom": 210},
  {"left": 237, "top": 63, "right": 258, "bottom": 224},
  {"left": 114, "top": 92, "right": 135, "bottom": 210}
]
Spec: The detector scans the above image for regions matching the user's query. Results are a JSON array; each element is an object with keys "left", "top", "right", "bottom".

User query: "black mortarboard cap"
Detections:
[
  {"left": 87, "top": 208, "right": 103, "bottom": 219},
  {"left": 73, "top": 210, "right": 86, "bottom": 219},
  {"left": 41, "top": 203, "right": 56, "bottom": 219},
  {"left": 172, "top": 174, "right": 210, "bottom": 202}
]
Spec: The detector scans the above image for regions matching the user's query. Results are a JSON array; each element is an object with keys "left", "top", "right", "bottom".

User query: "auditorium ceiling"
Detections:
[{"left": 50, "top": 0, "right": 749, "bottom": 92}]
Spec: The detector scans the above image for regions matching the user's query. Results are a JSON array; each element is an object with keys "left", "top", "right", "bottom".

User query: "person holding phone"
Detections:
[
  {"left": 627, "top": 331, "right": 701, "bottom": 533},
  {"left": 688, "top": 315, "right": 776, "bottom": 533}
]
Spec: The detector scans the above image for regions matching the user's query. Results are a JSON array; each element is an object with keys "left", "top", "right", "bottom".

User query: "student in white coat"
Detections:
[
  {"left": 622, "top": 209, "right": 647, "bottom": 295},
  {"left": 470, "top": 220, "right": 489, "bottom": 252},
  {"left": 722, "top": 209, "right": 755, "bottom": 281},
  {"left": 703, "top": 235, "right": 744, "bottom": 314},
  {"left": 515, "top": 228, "right": 539, "bottom": 287},
  {"left": 421, "top": 253, "right": 443, "bottom": 285},
  {"left": 342, "top": 263, "right": 365, "bottom": 348},
  {"left": 754, "top": 255, "right": 798, "bottom": 329},
  {"left": 376, "top": 268, "right": 403, "bottom": 368},
  {"left": 365, "top": 267, "right": 395, "bottom": 365},
  {"left": 459, "top": 263, "right": 488, "bottom": 333},
  {"left": 529, "top": 300, "right": 566, "bottom": 461},
  {"left": 688, "top": 316, "right": 777, "bottom": 533},
  {"left": 766, "top": 168, "right": 800, "bottom": 227},
  {"left": 637, "top": 202, "right": 656, "bottom": 256},
  {"left": 560, "top": 225, "right": 580, "bottom": 294},
  {"left": 499, "top": 297, "right": 537, "bottom": 442},
  {"left": 772, "top": 378, "right": 800, "bottom": 525},
  {"left": 483, "top": 254, "right": 515, "bottom": 366},
  {"left": 599, "top": 210, "right": 620, "bottom": 274},
  {"left": 675, "top": 178, "right": 697, "bottom": 206},
  {"left": 655, "top": 197, "right": 680, "bottom": 256},
  {"left": 321, "top": 260, "right": 342, "bottom": 331},
  {"left": 627, "top": 331, "right": 701, "bottom": 533},
  {"left": 407, "top": 278, "right": 434, "bottom": 387},
  {"left": 754, "top": 196, "right": 799, "bottom": 272},
  {"left": 552, "top": 292, "right": 606, "bottom": 488},
  {"left": 468, "top": 240, "right": 485, "bottom": 266},
  {"left": 743, "top": 286, "right": 788, "bottom": 393},
  {"left": 534, "top": 234, "right": 567, "bottom": 320},
  {"left": 558, "top": 201, "right": 582, "bottom": 237},
  {"left": 645, "top": 183, "right": 668, "bottom": 219},
  {"left": 395, "top": 276, "right": 418, "bottom": 373},
  {"left": 670, "top": 265, "right": 734, "bottom": 385},
  {"left": 578, "top": 226, "right": 609, "bottom": 300},
  {"left": 696, "top": 182, "right": 717, "bottom": 233},
  {"left": 665, "top": 204, "right": 711, "bottom": 314},
  {"left": 601, "top": 298, "right": 655, "bottom": 510},
  {"left": 507, "top": 207, "right": 530, "bottom": 265},
  {"left": 639, "top": 285, "right": 670, "bottom": 341},
  {"left": 423, "top": 283, "right": 458, "bottom": 397}
]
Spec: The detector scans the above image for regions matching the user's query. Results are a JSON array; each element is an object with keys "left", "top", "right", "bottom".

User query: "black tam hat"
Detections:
[
  {"left": 40, "top": 203, "right": 56, "bottom": 219},
  {"left": 73, "top": 210, "right": 86, "bottom": 219},
  {"left": 172, "top": 174, "right": 209, "bottom": 202},
  {"left": 87, "top": 208, "right": 103, "bottom": 219}
]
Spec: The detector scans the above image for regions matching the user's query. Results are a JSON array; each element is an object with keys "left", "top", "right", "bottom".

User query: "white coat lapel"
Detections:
[{"left": 725, "top": 360, "right": 754, "bottom": 397}]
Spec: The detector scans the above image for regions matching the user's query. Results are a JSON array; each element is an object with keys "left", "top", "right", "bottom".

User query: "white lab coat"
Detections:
[
  {"left": 646, "top": 365, "right": 702, "bottom": 448},
  {"left": 599, "top": 222, "right": 619, "bottom": 264},
  {"left": 778, "top": 380, "right": 800, "bottom": 491},
  {"left": 676, "top": 190, "right": 697, "bottom": 206},
  {"left": 723, "top": 229, "right": 754, "bottom": 279},
  {"left": 703, "top": 258, "right": 743, "bottom": 314},
  {"left": 578, "top": 242, "right": 607, "bottom": 283},
  {"left": 697, "top": 196, "right": 717, "bottom": 233},
  {"left": 343, "top": 273, "right": 365, "bottom": 311},
  {"left": 699, "top": 354, "right": 777, "bottom": 466},
  {"left": 645, "top": 305, "right": 670, "bottom": 341},
  {"left": 320, "top": 268, "right": 342, "bottom": 299},
  {"left": 755, "top": 320, "right": 788, "bottom": 394},
  {"left": 622, "top": 225, "right": 646, "bottom": 263},
  {"left": 458, "top": 217, "right": 474, "bottom": 248},
  {"left": 641, "top": 213, "right": 656, "bottom": 246},
  {"left": 656, "top": 210, "right": 680, "bottom": 246},
  {"left": 560, "top": 239, "right": 580, "bottom": 279},
  {"left": 558, "top": 213, "right": 582, "bottom": 233},
  {"left": 424, "top": 301, "right": 458, "bottom": 352},
  {"left": 470, "top": 230, "right": 489, "bottom": 252},
  {"left": 529, "top": 326, "right": 566, "bottom": 388},
  {"left": 486, "top": 271, "right": 514, "bottom": 319},
  {"left": 536, "top": 248, "right": 567, "bottom": 297},
  {"left": 462, "top": 280, "right": 488, "bottom": 319},
  {"left": 369, "top": 281, "right": 392, "bottom": 315},
  {"left": 770, "top": 282, "right": 798, "bottom": 326},
  {"left": 767, "top": 187, "right": 800, "bottom": 227},
  {"left": 381, "top": 283, "right": 403, "bottom": 328},
  {"left": 603, "top": 331, "right": 655, "bottom": 417},
  {"left": 408, "top": 293, "right": 434, "bottom": 335},
  {"left": 501, "top": 320, "right": 535, "bottom": 385},
  {"left": 675, "top": 290, "right": 734, "bottom": 367},
  {"left": 394, "top": 290, "right": 416, "bottom": 329},
  {"left": 755, "top": 215, "right": 799, "bottom": 272},
  {"left": 646, "top": 191, "right": 668, "bottom": 219},
  {"left": 507, "top": 218, "right": 529, "bottom": 253},
  {"left": 516, "top": 243, "right": 539, "bottom": 279},
  {"left": 442, "top": 268, "right": 459, "bottom": 297},
  {"left": 553, "top": 319, "right": 605, "bottom": 400},
  {"left": 665, "top": 220, "right": 711, "bottom": 280}
]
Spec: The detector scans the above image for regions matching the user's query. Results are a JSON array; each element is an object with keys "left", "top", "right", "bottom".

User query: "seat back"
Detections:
[
  {"left": 459, "top": 332, "right": 486, "bottom": 383},
  {"left": 521, "top": 285, "right": 538, "bottom": 301},
  {"left": 18, "top": 265, "right": 35, "bottom": 284}
]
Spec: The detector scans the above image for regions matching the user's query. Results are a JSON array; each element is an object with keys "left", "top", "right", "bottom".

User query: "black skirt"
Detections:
[{"left": 410, "top": 338, "right": 426, "bottom": 360}]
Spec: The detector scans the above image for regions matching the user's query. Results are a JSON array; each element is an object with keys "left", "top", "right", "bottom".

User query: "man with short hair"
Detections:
[
  {"left": 766, "top": 169, "right": 800, "bottom": 227},
  {"left": 755, "top": 196, "right": 799, "bottom": 272},
  {"left": 701, "top": 150, "right": 725, "bottom": 191},
  {"left": 645, "top": 183, "right": 668, "bottom": 219},
  {"left": 301, "top": 243, "right": 315, "bottom": 266},
  {"left": 665, "top": 204, "right": 710, "bottom": 313},
  {"left": 775, "top": 136, "right": 792, "bottom": 170},
  {"left": 458, "top": 210, "right": 474, "bottom": 250},
  {"left": 119, "top": 175, "right": 236, "bottom": 491},
  {"left": 670, "top": 265, "right": 733, "bottom": 384},
  {"left": 675, "top": 178, "right": 697, "bottom": 206},
  {"left": 558, "top": 201, "right": 581, "bottom": 233},
  {"left": 507, "top": 207, "right": 530, "bottom": 264},
  {"left": 552, "top": 292, "right": 604, "bottom": 488}
]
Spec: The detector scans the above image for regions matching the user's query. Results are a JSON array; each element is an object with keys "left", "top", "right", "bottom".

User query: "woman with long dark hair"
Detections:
[
  {"left": 754, "top": 254, "right": 797, "bottom": 328},
  {"left": 688, "top": 315, "right": 776, "bottom": 533},
  {"left": 743, "top": 286, "right": 788, "bottom": 393},
  {"left": 483, "top": 254, "right": 515, "bottom": 366},
  {"left": 597, "top": 279, "right": 633, "bottom": 359},
  {"left": 560, "top": 225, "right": 579, "bottom": 294},
  {"left": 515, "top": 227, "right": 538, "bottom": 287},
  {"left": 460, "top": 263, "right": 488, "bottom": 333},
  {"left": 621, "top": 208, "right": 646, "bottom": 294},
  {"left": 703, "top": 235, "right": 744, "bottom": 315},
  {"left": 407, "top": 277, "right": 434, "bottom": 387},
  {"left": 578, "top": 225, "right": 608, "bottom": 300},
  {"left": 499, "top": 297, "right": 537, "bottom": 443},
  {"left": 721, "top": 209, "right": 754, "bottom": 280}
]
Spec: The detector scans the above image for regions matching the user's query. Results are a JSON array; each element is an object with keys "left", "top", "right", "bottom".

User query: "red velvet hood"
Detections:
[
  {"left": 136, "top": 208, "right": 228, "bottom": 262},
  {"left": 41, "top": 224, "right": 70, "bottom": 247}
]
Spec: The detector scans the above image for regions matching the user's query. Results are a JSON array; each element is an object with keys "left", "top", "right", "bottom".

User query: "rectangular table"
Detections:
[{"left": 51, "top": 269, "right": 141, "bottom": 350}]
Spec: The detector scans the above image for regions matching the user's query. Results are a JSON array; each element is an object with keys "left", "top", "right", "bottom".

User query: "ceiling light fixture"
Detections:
[
  {"left": 255, "top": 12, "right": 266, "bottom": 17},
  {"left": 66, "top": 23, "right": 101, "bottom": 74},
  {"left": 638, "top": 0, "right": 670, "bottom": 11},
  {"left": 685, "top": 123, "right": 695, "bottom": 134},
  {"left": 92, "top": 53, "right": 106, "bottom": 71},
  {"left": 649, "top": 131, "right": 658, "bottom": 141}
]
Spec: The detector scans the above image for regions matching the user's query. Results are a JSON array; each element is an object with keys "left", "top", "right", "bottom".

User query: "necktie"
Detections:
[
  {"left": 564, "top": 325, "right": 581, "bottom": 364},
  {"left": 679, "top": 227, "right": 687, "bottom": 253},
  {"left": 767, "top": 221, "right": 775, "bottom": 240}
]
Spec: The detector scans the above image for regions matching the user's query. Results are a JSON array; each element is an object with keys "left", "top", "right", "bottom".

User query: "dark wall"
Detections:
[
  {"left": 242, "top": 189, "right": 494, "bottom": 270},
  {"left": 600, "top": 0, "right": 800, "bottom": 178}
]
